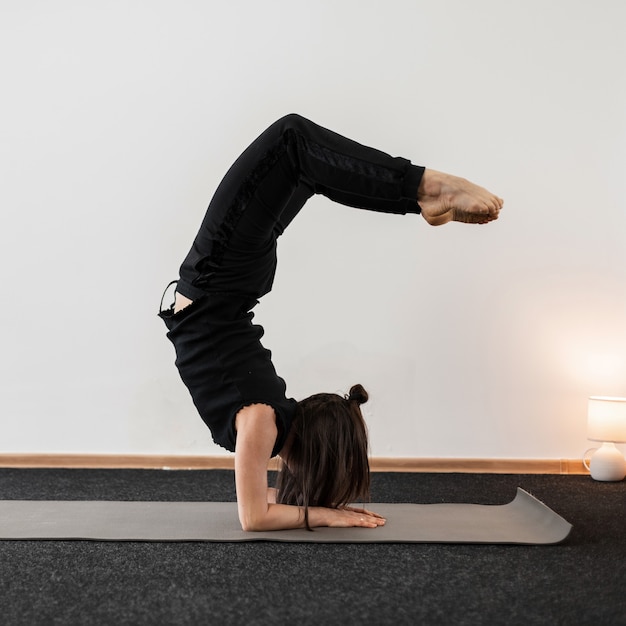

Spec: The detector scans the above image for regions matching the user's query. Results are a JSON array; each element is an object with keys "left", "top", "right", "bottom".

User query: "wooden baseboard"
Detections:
[{"left": 0, "top": 453, "right": 587, "bottom": 475}]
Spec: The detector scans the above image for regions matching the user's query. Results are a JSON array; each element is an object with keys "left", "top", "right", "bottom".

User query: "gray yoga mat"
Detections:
[{"left": 0, "top": 488, "right": 571, "bottom": 544}]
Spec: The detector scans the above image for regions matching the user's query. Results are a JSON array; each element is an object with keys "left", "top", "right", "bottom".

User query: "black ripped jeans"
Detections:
[{"left": 159, "top": 114, "right": 425, "bottom": 455}]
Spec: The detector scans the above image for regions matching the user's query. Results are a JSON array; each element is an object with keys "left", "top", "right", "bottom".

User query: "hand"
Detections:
[{"left": 318, "top": 505, "right": 386, "bottom": 528}]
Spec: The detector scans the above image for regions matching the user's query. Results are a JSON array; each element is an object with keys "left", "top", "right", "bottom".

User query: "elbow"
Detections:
[
  {"left": 239, "top": 515, "right": 254, "bottom": 532},
  {"left": 238, "top": 510, "right": 267, "bottom": 532}
]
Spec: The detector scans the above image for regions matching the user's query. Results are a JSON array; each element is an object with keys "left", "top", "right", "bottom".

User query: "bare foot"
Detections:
[
  {"left": 418, "top": 169, "right": 503, "bottom": 226},
  {"left": 174, "top": 292, "right": 193, "bottom": 313}
]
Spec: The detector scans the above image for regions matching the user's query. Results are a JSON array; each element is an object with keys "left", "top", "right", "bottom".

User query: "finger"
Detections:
[
  {"left": 356, "top": 514, "right": 386, "bottom": 527},
  {"left": 362, "top": 509, "right": 386, "bottom": 520},
  {"left": 344, "top": 506, "right": 386, "bottom": 520}
]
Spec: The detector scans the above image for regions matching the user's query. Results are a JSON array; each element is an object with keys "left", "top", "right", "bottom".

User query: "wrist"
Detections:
[{"left": 305, "top": 506, "right": 329, "bottom": 528}]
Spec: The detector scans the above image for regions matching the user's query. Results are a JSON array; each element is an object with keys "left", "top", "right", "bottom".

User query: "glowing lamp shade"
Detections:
[{"left": 586, "top": 396, "right": 626, "bottom": 481}]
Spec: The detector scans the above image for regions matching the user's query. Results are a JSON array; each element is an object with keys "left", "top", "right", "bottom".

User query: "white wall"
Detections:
[{"left": 1, "top": 0, "right": 625, "bottom": 459}]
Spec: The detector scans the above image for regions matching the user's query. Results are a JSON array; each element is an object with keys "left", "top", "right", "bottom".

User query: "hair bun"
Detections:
[{"left": 347, "top": 384, "right": 368, "bottom": 405}]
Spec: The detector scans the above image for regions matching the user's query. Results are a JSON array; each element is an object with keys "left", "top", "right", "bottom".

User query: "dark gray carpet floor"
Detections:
[{"left": 0, "top": 469, "right": 624, "bottom": 625}]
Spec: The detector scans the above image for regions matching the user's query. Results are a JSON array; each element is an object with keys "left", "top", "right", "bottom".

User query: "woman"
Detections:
[{"left": 159, "top": 114, "right": 503, "bottom": 531}]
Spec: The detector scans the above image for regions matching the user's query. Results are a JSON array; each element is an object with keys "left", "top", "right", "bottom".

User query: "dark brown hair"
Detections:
[{"left": 275, "top": 384, "right": 371, "bottom": 529}]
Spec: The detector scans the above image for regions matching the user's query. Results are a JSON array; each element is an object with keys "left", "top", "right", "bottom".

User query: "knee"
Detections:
[{"left": 274, "top": 113, "right": 308, "bottom": 134}]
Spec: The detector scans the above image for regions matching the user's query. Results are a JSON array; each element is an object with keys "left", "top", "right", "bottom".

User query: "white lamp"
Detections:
[{"left": 585, "top": 396, "right": 626, "bottom": 481}]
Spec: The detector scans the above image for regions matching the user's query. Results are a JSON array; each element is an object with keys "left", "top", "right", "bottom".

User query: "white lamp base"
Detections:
[{"left": 587, "top": 442, "right": 626, "bottom": 481}]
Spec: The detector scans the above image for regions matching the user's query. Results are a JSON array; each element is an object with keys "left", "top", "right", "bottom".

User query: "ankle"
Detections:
[{"left": 417, "top": 169, "right": 446, "bottom": 201}]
